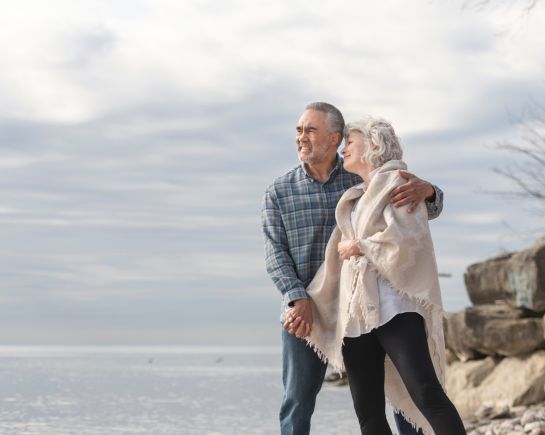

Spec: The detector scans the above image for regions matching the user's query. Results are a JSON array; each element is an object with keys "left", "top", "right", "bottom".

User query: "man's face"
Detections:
[{"left": 295, "top": 110, "right": 337, "bottom": 165}]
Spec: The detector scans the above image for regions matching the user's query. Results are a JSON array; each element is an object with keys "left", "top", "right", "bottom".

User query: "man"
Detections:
[{"left": 261, "top": 102, "right": 442, "bottom": 435}]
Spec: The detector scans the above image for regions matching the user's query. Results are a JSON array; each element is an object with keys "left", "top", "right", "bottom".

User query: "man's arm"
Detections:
[
  {"left": 261, "top": 189, "right": 308, "bottom": 306},
  {"left": 262, "top": 189, "right": 313, "bottom": 337},
  {"left": 389, "top": 170, "right": 443, "bottom": 219}
]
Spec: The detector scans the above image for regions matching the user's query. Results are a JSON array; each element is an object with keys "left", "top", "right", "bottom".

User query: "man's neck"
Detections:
[{"left": 305, "top": 157, "right": 337, "bottom": 183}]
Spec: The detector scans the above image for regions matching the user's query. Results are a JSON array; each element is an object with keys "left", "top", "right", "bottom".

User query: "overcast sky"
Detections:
[{"left": 1, "top": 0, "right": 544, "bottom": 345}]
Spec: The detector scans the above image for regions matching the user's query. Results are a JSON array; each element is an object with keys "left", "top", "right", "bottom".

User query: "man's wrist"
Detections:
[{"left": 425, "top": 184, "right": 436, "bottom": 202}]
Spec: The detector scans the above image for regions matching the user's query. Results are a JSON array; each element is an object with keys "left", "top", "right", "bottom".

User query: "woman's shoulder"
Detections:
[
  {"left": 371, "top": 160, "right": 407, "bottom": 187},
  {"left": 377, "top": 160, "right": 407, "bottom": 175}
]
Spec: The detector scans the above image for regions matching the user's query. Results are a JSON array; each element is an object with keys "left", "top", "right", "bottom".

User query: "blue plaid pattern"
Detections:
[{"left": 261, "top": 156, "right": 443, "bottom": 310}]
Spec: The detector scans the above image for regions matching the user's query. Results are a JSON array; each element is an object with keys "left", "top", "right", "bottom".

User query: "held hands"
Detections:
[
  {"left": 283, "top": 299, "right": 313, "bottom": 338},
  {"left": 337, "top": 239, "right": 362, "bottom": 260},
  {"left": 390, "top": 170, "right": 435, "bottom": 213}
]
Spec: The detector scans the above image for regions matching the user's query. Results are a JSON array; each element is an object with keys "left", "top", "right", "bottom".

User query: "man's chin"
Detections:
[{"left": 298, "top": 153, "right": 314, "bottom": 164}]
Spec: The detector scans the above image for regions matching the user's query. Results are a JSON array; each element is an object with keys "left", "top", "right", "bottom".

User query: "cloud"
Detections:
[{"left": 0, "top": 0, "right": 545, "bottom": 343}]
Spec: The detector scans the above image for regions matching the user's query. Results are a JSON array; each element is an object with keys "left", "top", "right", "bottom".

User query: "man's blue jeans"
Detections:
[
  {"left": 394, "top": 412, "right": 424, "bottom": 435},
  {"left": 280, "top": 329, "right": 328, "bottom": 435},
  {"left": 280, "top": 329, "right": 422, "bottom": 435}
]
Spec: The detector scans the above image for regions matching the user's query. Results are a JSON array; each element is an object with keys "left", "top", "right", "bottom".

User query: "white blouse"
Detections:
[{"left": 344, "top": 183, "right": 424, "bottom": 337}]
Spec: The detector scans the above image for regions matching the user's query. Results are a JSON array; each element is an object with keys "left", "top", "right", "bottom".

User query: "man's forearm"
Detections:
[{"left": 264, "top": 244, "right": 308, "bottom": 304}]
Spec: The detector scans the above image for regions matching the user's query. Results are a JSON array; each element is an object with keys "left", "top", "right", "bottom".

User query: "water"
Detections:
[{"left": 0, "top": 346, "right": 397, "bottom": 434}]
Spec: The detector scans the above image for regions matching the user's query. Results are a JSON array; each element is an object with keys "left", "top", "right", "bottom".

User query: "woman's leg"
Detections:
[
  {"left": 342, "top": 333, "right": 393, "bottom": 435},
  {"left": 376, "top": 312, "right": 466, "bottom": 435}
]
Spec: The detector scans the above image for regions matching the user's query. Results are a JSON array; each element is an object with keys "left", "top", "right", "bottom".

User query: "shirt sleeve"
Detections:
[
  {"left": 425, "top": 185, "right": 443, "bottom": 220},
  {"left": 261, "top": 188, "right": 308, "bottom": 305}
]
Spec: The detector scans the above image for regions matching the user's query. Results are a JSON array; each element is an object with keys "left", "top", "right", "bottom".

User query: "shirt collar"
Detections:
[{"left": 301, "top": 154, "right": 342, "bottom": 183}]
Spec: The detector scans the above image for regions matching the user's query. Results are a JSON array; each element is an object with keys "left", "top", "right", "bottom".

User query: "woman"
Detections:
[{"left": 300, "top": 116, "right": 465, "bottom": 434}]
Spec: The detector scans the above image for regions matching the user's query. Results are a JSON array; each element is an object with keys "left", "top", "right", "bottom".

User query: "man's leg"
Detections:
[
  {"left": 280, "top": 328, "right": 327, "bottom": 435},
  {"left": 394, "top": 412, "right": 424, "bottom": 435}
]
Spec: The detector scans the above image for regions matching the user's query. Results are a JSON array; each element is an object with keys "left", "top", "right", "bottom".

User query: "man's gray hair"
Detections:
[
  {"left": 305, "top": 102, "right": 345, "bottom": 147},
  {"left": 344, "top": 116, "right": 403, "bottom": 167}
]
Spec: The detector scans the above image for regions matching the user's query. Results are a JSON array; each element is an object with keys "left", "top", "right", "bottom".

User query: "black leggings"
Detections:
[{"left": 342, "top": 312, "right": 466, "bottom": 435}]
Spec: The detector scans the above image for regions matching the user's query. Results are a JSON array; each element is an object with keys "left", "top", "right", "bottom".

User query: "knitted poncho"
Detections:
[{"left": 305, "top": 160, "right": 445, "bottom": 435}]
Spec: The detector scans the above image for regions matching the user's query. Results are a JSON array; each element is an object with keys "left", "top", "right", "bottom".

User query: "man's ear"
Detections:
[{"left": 330, "top": 132, "right": 342, "bottom": 148}]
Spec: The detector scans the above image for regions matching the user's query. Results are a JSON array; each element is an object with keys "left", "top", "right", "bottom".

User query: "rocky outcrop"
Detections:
[
  {"left": 445, "top": 237, "right": 545, "bottom": 426},
  {"left": 464, "top": 237, "right": 545, "bottom": 311},
  {"left": 444, "top": 304, "right": 545, "bottom": 360},
  {"left": 446, "top": 351, "right": 545, "bottom": 419}
]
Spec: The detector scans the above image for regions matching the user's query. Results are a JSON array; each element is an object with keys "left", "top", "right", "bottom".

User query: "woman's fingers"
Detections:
[
  {"left": 288, "top": 316, "right": 302, "bottom": 334},
  {"left": 294, "top": 321, "right": 308, "bottom": 338}
]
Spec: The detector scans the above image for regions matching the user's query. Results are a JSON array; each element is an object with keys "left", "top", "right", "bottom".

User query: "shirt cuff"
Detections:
[
  {"left": 425, "top": 185, "right": 443, "bottom": 220},
  {"left": 283, "top": 289, "right": 309, "bottom": 307}
]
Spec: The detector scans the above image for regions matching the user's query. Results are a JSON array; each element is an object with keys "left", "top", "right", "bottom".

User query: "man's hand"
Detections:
[
  {"left": 390, "top": 170, "right": 435, "bottom": 213},
  {"left": 337, "top": 240, "right": 361, "bottom": 260},
  {"left": 283, "top": 299, "right": 313, "bottom": 338}
]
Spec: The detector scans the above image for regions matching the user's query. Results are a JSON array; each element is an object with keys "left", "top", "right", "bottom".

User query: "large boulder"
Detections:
[
  {"left": 444, "top": 304, "right": 544, "bottom": 360},
  {"left": 464, "top": 237, "right": 545, "bottom": 311},
  {"left": 446, "top": 351, "right": 545, "bottom": 419}
]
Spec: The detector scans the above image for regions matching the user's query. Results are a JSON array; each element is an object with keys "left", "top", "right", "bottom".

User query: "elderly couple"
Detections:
[{"left": 261, "top": 102, "right": 466, "bottom": 435}]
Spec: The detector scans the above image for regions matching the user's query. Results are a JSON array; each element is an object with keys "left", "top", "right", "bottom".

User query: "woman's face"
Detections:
[{"left": 341, "top": 131, "right": 372, "bottom": 175}]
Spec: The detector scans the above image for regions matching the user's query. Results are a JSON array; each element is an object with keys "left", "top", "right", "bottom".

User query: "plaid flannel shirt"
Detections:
[{"left": 261, "top": 156, "right": 443, "bottom": 312}]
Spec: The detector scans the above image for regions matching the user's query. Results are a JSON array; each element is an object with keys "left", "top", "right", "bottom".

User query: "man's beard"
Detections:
[
  {"left": 298, "top": 143, "right": 327, "bottom": 165},
  {"left": 299, "top": 153, "right": 318, "bottom": 164}
]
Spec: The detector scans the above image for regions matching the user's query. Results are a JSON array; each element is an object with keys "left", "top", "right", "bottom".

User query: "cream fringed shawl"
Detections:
[{"left": 305, "top": 160, "right": 445, "bottom": 435}]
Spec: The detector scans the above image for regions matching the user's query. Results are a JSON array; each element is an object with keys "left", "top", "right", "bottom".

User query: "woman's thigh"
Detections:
[
  {"left": 375, "top": 313, "right": 442, "bottom": 402},
  {"left": 342, "top": 332, "right": 387, "bottom": 411}
]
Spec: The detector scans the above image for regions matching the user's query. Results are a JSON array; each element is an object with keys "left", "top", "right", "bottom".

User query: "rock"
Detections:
[
  {"left": 447, "top": 357, "right": 497, "bottom": 393},
  {"left": 475, "top": 403, "right": 511, "bottom": 420},
  {"left": 446, "top": 348, "right": 459, "bottom": 365},
  {"left": 522, "top": 409, "right": 540, "bottom": 425},
  {"left": 482, "top": 318, "right": 544, "bottom": 357},
  {"left": 323, "top": 370, "right": 348, "bottom": 386},
  {"left": 446, "top": 351, "right": 545, "bottom": 419},
  {"left": 445, "top": 304, "right": 545, "bottom": 359},
  {"left": 467, "top": 402, "right": 545, "bottom": 434},
  {"left": 492, "top": 404, "right": 511, "bottom": 420},
  {"left": 498, "top": 418, "right": 518, "bottom": 428},
  {"left": 464, "top": 237, "right": 545, "bottom": 311},
  {"left": 525, "top": 421, "right": 545, "bottom": 432},
  {"left": 510, "top": 406, "right": 526, "bottom": 417}
]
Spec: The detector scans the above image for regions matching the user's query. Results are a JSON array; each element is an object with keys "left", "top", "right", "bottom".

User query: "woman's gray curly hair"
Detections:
[{"left": 344, "top": 116, "right": 403, "bottom": 167}]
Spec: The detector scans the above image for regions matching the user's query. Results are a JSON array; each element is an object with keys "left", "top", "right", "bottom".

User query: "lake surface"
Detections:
[{"left": 0, "top": 346, "right": 397, "bottom": 434}]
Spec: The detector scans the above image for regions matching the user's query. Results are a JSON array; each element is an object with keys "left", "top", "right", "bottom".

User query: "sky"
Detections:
[{"left": 0, "top": 0, "right": 544, "bottom": 345}]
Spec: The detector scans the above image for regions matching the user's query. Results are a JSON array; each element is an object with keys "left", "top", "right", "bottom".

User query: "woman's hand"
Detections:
[
  {"left": 283, "top": 300, "right": 313, "bottom": 338},
  {"left": 337, "top": 240, "right": 362, "bottom": 260}
]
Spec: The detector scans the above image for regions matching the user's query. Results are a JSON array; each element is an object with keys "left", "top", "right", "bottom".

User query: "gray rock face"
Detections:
[
  {"left": 464, "top": 237, "right": 545, "bottom": 311},
  {"left": 445, "top": 304, "right": 545, "bottom": 360}
]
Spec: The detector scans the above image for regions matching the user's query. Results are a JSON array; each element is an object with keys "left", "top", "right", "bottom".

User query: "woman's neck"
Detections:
[{"left": 355, "top": 165, "right": 376, "bottom": 185}]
